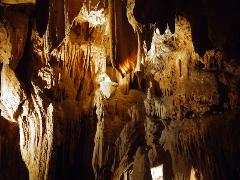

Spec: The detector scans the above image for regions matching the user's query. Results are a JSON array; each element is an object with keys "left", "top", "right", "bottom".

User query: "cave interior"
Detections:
[{"left": 0, "top": 0, "right": 240, "bottom": 180}]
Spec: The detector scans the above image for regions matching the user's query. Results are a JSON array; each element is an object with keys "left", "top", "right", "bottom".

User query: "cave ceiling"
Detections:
[{"left": 0, "top": 0, "right": 240, "bottom": 180}]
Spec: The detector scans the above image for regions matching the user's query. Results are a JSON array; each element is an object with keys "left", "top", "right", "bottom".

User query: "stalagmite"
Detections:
[
  {"left": 1, "top": 0, "right": 240, "bottom": 180},
  {"left": 132, "top": 146, "right": 152, "bottom": 180}
]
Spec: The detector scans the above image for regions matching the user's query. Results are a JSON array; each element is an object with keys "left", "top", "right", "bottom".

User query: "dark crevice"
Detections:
[
  {"left": 0, "top": 116, "right": 29, "bottom": 180},
  {"left": 15, "top": 15, "right": 33, "bottom": 96},
  {"left": 36, "top": 0, "right": 49, "bottom": 37}
]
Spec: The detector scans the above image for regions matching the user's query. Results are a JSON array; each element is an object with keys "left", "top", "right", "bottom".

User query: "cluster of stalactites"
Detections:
[{"left": 144, "top": 84, "right": 166, "bottom": 119}]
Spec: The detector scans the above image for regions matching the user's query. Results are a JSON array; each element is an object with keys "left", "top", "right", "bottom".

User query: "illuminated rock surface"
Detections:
[{"left": 0, "top": 0, "right": 240, "bottom": 180}]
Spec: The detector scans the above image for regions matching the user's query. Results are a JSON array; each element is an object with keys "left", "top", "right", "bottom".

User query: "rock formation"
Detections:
[{"left": 0, "top": 0, "right": 240, "bottom": 180}]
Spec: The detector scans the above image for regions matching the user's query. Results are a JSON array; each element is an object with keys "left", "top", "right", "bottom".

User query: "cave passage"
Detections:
[{"left": 0, "top": 0, "right": 240, "bottom": 180}]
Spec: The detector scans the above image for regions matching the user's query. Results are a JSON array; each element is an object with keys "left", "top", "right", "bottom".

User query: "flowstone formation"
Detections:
[{"left": 0, "top": 0, "right": 240, "bottom": 180}]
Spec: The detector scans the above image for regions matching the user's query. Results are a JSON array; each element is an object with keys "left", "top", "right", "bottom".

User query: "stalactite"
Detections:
[
  {"left": 126, "top": 0, "right": 144, "bottom": 72},
  {"left": 92, "top": 90, "right": 105, "bottom": 178},
  {"left": 132, "top": 146, "right": 152, "bottom": 180},
  {"left": 108, "top": 0, "right": 116, "bottom": 68},
  {"left": 160, "top": 111, "right": 240, "bottom": 180},
  {"left": 1, "top": 1, "right": 240, "bottom": 180}
]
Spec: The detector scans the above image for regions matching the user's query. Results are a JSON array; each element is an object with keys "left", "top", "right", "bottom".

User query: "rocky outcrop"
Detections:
[
  {"left": 161, "top": 111, "right": 240, "bottom": 180},
  {"left": 0, "top": 7, "right": 29, "bottom": 69}
]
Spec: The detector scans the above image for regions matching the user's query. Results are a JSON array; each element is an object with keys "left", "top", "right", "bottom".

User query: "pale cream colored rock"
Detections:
[
  {"left": 0, "top": 23, "right": 12, "bottom": 65},
  {"left": 0, "top": 64, "right": 26, "bottom": 122},
  {"left": 19, "top": 83, "right": 54, "bottom": 180}
]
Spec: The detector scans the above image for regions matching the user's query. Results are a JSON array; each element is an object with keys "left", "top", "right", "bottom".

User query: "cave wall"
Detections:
[
  {"left": 0, "top": 116, "right": 28, "bottom": 180},
  {"left": 1, "top": 0, "right": 240, "bottom": 180}
]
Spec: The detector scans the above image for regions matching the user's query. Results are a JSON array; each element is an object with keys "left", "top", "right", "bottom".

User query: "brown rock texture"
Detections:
[
  {"left": 0, "top": 0, "right": 35, "bottom": 4},
  {"left": 0, "top": 0, "right": 240, "bottom": 180}
]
